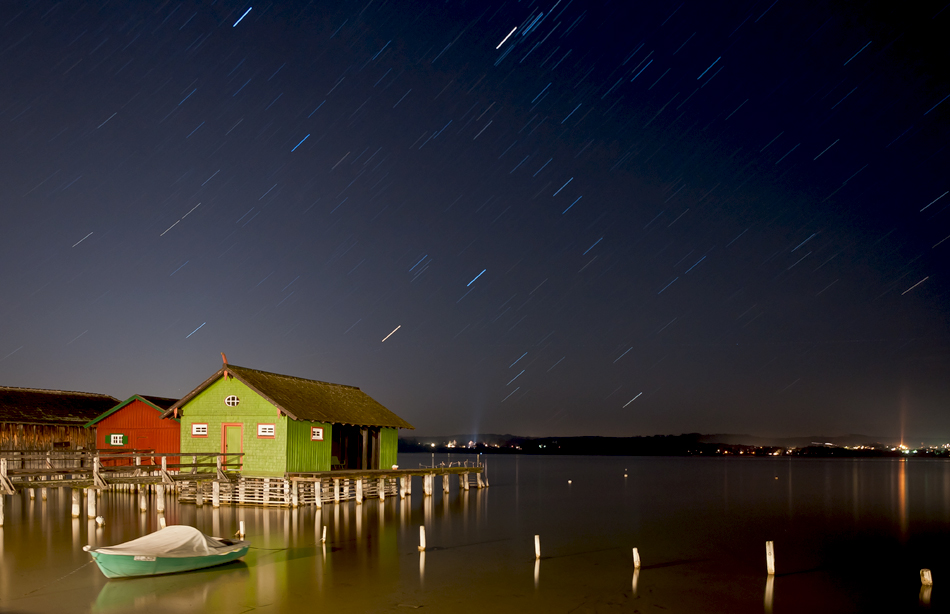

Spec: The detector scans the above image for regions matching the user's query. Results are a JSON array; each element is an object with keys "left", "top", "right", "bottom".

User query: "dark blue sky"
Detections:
[{"left": 1, "top": 1, "right": 947, "bottom": 439}]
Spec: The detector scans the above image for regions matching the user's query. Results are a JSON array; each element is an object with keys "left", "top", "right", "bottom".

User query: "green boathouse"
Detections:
[{"left": 163, "top": 359, "right": 413, "bottom": 477}]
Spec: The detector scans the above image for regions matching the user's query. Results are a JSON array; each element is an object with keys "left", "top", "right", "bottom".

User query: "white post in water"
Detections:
[
  {"left": 378, "top": 478, "right": 385, "bottom": 501},
  {"left": 633, "top": 547, "right": 641, "bottom": 569},
  {"left": 333, "top": 479, "right": 340, "bottom": 503},
  {"left": 399, "top": 476, "right": 407, "bottom": 499},
  {"left": 355, "top": 479, "right": 363, "bottom": 504},
  {"left": 86, "top": 488, "right": 96, "bottom": 519},
  {"left": 535, "top": 534, "right": 541, "bottom": 559},
  {"left": 321, "top": 525, "right": 327, "bottom": 544},
  {"left": 139, "top": 489, "right": 148, "bottom": 513},
  {"left": 0, "top": 494, "right": 4, "bottom": 526},
  {"left": 196, "top": 482, "right": 204, "bottom": 506},
  {"left": 158, "top": 515, "right": 166, "bottom": 529},
  {"left": 922, "top": 569, "right": 934, "bottom": 586},
  {"left": 212, "top": 481, "right": 220, "bottom": 508},
  {"left": 239, "top": 520, "right": 246, "bottom": 539},
  {"left": 29, "top": 488, "right": 35, "bottom": 500},
  {"left": 315, "top": 480, "right": 323, "bottom": 508},
  {"left": 476, "top": 471, "right": 484, "bottom": 488},
  {"left": 921, "top": 569, "right": 934, "bottom": 606},
  {"left": 443, "top": 474, "right": 450, "bottom": 494},
  {"left": 71, "top": 489, "right": 81, "bottom": 518},
  {"left": 766, "top": 541, "right": 775, "bottom": 575},
  {"left": 418, "top": 525, "right": 426, "bottom": 551},
  {"left": 156, "top": 485, "right": 165, "bottom": 513}
]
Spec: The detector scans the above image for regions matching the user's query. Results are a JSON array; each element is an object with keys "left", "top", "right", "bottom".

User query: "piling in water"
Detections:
[{"left": 766, "top": 541, "right": 775, "bottom": 575}]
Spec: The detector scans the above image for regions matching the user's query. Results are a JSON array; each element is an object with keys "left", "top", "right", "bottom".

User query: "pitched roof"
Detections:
[
  {"left": 164, "top": 364, "right": 414, "bottom": 429},
  {"left": 84, "top": 394, "right": 181, "bottom": 428},
  {"left": 0, "top": 386, "right": 119, "bottom": 426}
]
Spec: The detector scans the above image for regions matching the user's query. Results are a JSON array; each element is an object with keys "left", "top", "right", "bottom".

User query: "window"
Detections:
[
  {"left": 109, "top": 433, "right": 126, "bottom": 446},
  {"left": 225, "top": 395, "right": 240, "bottom": 407},
  {"left": 311, "top": 427, "right": 324, "bottom": 441},
  {"left": 257, "top": 424, "right": 275, "bottom": 438},
  {"left": 192, "top": 423, "right": 208, "bottom": 437}
]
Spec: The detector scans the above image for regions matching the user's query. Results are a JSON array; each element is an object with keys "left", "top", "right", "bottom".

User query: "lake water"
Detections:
[{"left": 2, "top": 454, "right": 949, "bottom": 613}]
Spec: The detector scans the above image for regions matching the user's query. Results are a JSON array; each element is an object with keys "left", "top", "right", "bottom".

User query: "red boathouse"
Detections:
[{"left": 85, "top": 395, "right": 180, "bottom": 465}]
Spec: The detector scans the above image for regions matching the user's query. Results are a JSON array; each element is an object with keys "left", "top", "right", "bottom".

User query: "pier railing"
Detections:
[{"left": 0, "top": 450, "right": 243, "bottom": 493}]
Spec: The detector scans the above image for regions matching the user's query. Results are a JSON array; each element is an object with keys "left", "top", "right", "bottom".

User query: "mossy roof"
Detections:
[
  {"left": 163, "top": 364, "right": 414, "bottom": 429},
  {"left": 0, "top": 386, "right": 119, "bottom": 426}
]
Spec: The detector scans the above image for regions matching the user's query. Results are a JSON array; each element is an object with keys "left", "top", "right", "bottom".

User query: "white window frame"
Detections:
[
  {"left": 192, "top": 423, "right": 208, "bottom": 437},
  {"left": 225, "top": 395, "right": 240, "bottom": 407},
  {"left": 257, "top": 423, "right": 276, "bottom": 438},
  {"left": 311, "top": 427, "right": 324, "bottom": 441},
  {"left": 109, "top": 433, "right": 124, "bottom": 446}
]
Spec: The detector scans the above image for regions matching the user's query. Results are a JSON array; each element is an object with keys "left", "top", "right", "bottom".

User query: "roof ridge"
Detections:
[
  {"left": 0, "top": 385, "right": 117, "bottom": 399},
  {"left": 228, "top": 364, "right": 360, "bottom": 390}
]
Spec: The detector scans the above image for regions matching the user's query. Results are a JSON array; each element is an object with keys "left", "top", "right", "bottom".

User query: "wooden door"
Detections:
[{"left": 222, "top": 424, "right": 243, "bottom": 469}]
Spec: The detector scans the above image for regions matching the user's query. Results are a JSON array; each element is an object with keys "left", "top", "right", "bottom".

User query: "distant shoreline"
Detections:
[{"left": 400, "top": 433, "right": 948, "bottom": 458}]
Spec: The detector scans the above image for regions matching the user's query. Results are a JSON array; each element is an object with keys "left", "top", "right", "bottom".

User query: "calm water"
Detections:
[{"left": 2, "top": 454, "right": 949, "bottom": 613}]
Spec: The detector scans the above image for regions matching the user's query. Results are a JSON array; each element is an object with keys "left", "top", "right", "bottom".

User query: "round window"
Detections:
[{"left": 225, "top": 395, "right": 240, "bottom": 407}]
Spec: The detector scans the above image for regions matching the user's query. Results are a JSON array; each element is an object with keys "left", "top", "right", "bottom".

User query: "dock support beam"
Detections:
[
  {"left": 212, "top": 481, "right": 221, "bottom": 508},
  {"left": 356, "top": 479, "right": 363, "bottom": 504},
  {"left": 71, "top": 489, "right": 81, "bottom": 518},
  {"left": 292, "top": 480, "right": 299, "bottom": 508},
  {"left": 196, "top": 482, "right": 204, "bottom": 506},
  {"left": 315, "top": 480, "right": 322, "bottom": 508},
  {"left": 443, "top": 474, "right": 450, "bottom": 494},
  {"left": 140, "top": 489, "right": 148, "bottom": 513},
  {"left": 378, "top": 478, "right": 385, "bottom": 501},
  {"left": 476, "top": 472, "right": 485, "bottom": 488},
  {"left": 156, "top": 485, "right": 165, "bottom": 513},
  {"left": 86, "top": 488, "right": 96, "bottom": 519},
  {"left": 333, "top": 479, "right": 340, "bottom": 503}
]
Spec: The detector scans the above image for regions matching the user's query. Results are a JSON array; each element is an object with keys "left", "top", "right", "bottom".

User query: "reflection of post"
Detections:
[
  {"left": 631, "top": 568, "right": 639, "bottom": 596},
  {"left": 534, "top": 558, "right": 540, "bottom": 589},
  {"left": 764, "top": 575, "right": 775, "bottom": 614},
  {"left": 419, "top": 550, "right": 425, "bottom": 586},
  {"left": 766, "top": 541, "right": 775, "bottom": 575}
]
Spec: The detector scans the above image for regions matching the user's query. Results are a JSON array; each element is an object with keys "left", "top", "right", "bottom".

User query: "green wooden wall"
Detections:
[
  {"left": 179, "top": 376, "right": 287, "bottom": 476},
  {"left": 286, "top": 419, "right": 332, "bottom": 472},
  {"left": 380, "top": 427, "right": 398, "bottom": 468}
]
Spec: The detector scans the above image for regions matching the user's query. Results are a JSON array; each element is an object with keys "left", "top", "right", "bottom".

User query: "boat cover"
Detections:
[{"left": 94, "top": 526, "right": 234, "bottom": 558}]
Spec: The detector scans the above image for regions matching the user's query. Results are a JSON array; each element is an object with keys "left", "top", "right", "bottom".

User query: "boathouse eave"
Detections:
[{"left": 84, "top": 395, "right": 179, "bottom": 429}]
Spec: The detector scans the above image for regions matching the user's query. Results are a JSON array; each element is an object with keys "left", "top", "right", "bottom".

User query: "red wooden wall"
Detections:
[{"left": 95, "top": 398, "right": 179, "bottom": 466}]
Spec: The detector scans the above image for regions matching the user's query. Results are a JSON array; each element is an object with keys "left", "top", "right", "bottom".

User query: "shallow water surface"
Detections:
[{"left": 1, "top": 454, "right": 949, "bottom": 613}]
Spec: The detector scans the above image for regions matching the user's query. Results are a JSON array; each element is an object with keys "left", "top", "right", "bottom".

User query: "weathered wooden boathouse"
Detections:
[
  {"left": 0, "top": 386, "right": 118, "bottom": 451},
  {"left": 84, "top": 395, "right": 180, "bottom": 465}
]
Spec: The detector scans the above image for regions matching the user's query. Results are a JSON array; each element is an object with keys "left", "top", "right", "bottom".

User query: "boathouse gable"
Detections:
[
  {"left": 84, "top": 395, "right": 179, "bottom": 455},
  {"left": 179, "top": 376, "right": 289, "bottom": 476}
]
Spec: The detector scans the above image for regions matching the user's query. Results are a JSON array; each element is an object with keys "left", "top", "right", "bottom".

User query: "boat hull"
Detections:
[{"left": 90, "top": 545, "right": 249, "bottom": 578}]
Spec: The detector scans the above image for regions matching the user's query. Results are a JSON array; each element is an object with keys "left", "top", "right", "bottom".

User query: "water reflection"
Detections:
[
  {"left": 764, "top": 575, "right": 774, "bottom": 614},
  {"left": 93, "top": 564, "right": 248, "bottom": 614},
  {"left": 631, "top": 567, "right": 639, "bottom": 596},
  {"left": 898, "top": 459, "right": 908, "bottom": 540}
]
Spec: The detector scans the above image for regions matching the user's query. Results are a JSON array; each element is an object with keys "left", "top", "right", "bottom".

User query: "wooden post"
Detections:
[
  {"left": 406, "top": 474, "right": 412, "bottom": 495},
  {"left": 315, "top": 479, "right": 323, "bottom": 508},
  {"left": 400, "top": 476, "right": 407, "bottom": 499},
  {"left": 158, "top": 516, "right": 166, "bottom": 529},
  {"left": 922, "top": 569, "right": 934, "bottom": 586},
  {"left": 766, "top": 541, "right": 775, "bottom": 575},
  {"left": 535, "top": 534, "right": 541, "bottom": 559},
  {"left": 212, "top": 481, "right": 220, "bottom": 508},
  {"left": 156, "top": 485, "right": 165, "bottom": 513},
  {"left": 86, "top": 488, "right": 96, "bottom": 518},
  {"left": 196, "top": 482, "right": 204, "bottom": 506},
  {"left": 378, "top": 478, "right": 385, "bottom": 501},
  {"left": 458, "top": 473, "right": 464, "bottom": 490},
  {"left": 463, "top": 472, "right": 470, "bottom": 490},
  {"left": 476, "top": 471, "right": 485, "bottom": 488},
  {"left": 192, "top": 455, "right": 198, "bottom": 474},
  {"left": 134, "top": 455, "right": 141, "bottom": 493},
  {"left": 29, "top": 488, "right": 35, "bottom": 500},
  {"left": 0, "top": 494, "right": 4, "bottom": 526},
  {"left": 356, "top": 479, "right": 363, "bottom": 504},
  {"left": 333, "top": 479, "right": 340, "bottom": 503},
  {"left": 632, "top": 547, "right": 641, "bottom": 569},
  {"left": 321, "top": 525, "right": 327, "bottom": 543},
  {"left": 263, "top": 478, "right": 270, "bottom": 506},
  {"left": 140, "top": 489, "right": 148, "bottom": 513},
  {"left": 238, "top": 520, "right": 246, "bottom": 538},
  {"left": 418, "top": 525, "right": 426, "bottom": 551},
  {"left": 72, "top": 489, "right": 81, "bottom": 518},
  {"left": 443, "top": 474, "right": 450, "bottom": 494},
  {"left": 292, "top": 480, "right": 299, "bottom": 508}
]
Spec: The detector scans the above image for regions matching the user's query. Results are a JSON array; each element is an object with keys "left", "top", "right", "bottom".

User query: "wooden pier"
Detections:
[{"left": 0, "top": 450, "right": 486, "bottom": 521}]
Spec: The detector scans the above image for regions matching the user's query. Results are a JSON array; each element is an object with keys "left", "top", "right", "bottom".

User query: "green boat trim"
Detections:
[{"left": 88, "top": 545, "right": 249, "bottom": 578}]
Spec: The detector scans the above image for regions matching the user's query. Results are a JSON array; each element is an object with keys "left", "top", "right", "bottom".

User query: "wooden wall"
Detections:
[{"left": 0, "top": 422, "right": 95, "bottom": 451}]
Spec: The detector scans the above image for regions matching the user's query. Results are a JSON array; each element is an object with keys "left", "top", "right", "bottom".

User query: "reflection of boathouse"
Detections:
[{"left": 163, "top": 358, "right": 414, "bottom": 476}]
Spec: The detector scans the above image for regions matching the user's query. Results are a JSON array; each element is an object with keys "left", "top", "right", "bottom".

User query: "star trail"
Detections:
[{"left": 0, "top": 1, "right": 947, "bottom": 439}]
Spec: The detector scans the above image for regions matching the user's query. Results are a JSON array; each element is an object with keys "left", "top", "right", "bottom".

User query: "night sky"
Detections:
[{"left": 1, "top": 1, "right": 947, "bottom": 440}]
